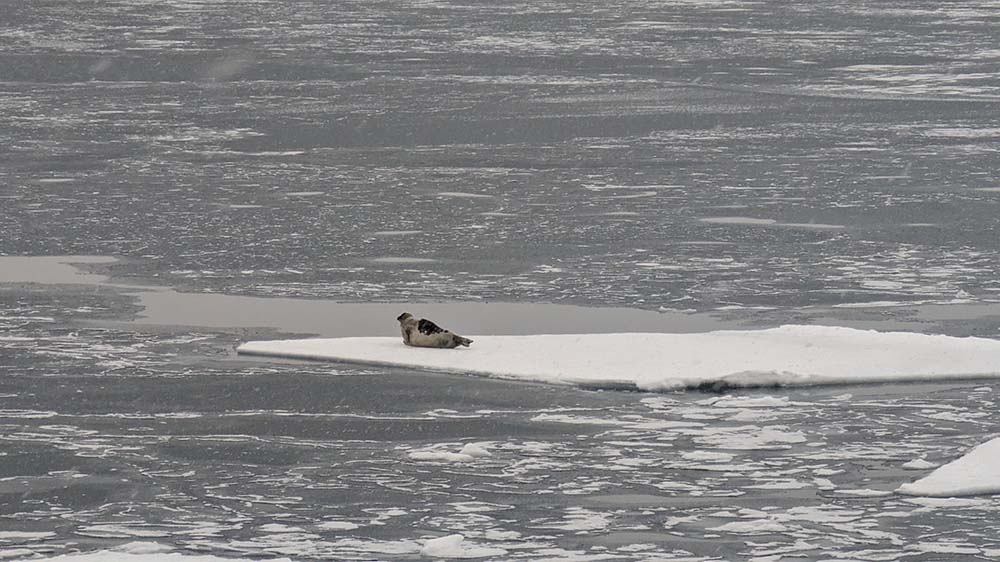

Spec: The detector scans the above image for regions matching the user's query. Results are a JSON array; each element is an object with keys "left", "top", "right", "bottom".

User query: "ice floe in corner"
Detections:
[
  {"left": 237, "top": 325, "right": 1000, "bottom": 391},
  {"left": 897, "top": 437, "right": 1000, "bottom": 497}
]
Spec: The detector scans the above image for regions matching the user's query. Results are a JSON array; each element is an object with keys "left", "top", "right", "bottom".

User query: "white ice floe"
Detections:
[
  {"left": 238, "top": 325, "right": 1000, "bottom": 391},
  {"left": 419, "top": 534, "right": 507, "bottom": 559},
  {"left": 408, "top": 442, "right": 492, "bottom": 463},
  {"left": 897, "top": 437, "right": 1000, "bottom": 497}
]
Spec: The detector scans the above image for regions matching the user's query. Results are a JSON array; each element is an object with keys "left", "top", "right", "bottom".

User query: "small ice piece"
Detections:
[
  {"left": 835, "top": 489, "right": 894, "bottom": 497},
  {"left": 0, "top": 531, "right": 56, "bottom": 542},
  {"left": 419, "top": 534, "right": 507, "bottom": 559},
  {"left": 409, "top": 450, "right": 474, "bottom": 462},
  {"left": 897, "top": 437, "right": 1000, "bottom": 497},
  {"left": 115, "top": 543, "right": 174, "bottom": 555},
  {"left": 317, "top": 520, "right": 360, "bottom": 531},
  {"left": 258, "top": 523, "right": 306, "bottom": 533},
  {"left": 458, "top": 442, "right": 492, "bottom": 458},
  {"left": 813, "top": 478, "right": 836, "bottom": 491},
  {"left": 408, "top": 443, "right": 490, "bottom": 463},
  {"left": 707, "top": 520, "right": 790, "bottom": 534},
  {"left": 902, "top": 458, "right": 937, "bottom": 470},
  {"left": 681, "top": 451, "right": 734, "bottom": 462}
]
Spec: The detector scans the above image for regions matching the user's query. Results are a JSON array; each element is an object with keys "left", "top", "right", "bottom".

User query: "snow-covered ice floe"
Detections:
[
  {"left": 897, "top": 437, "right": 1000, "bottom": 497},
  {"left": 237, "top": 325, "right": 1000, "bottom": 391}
]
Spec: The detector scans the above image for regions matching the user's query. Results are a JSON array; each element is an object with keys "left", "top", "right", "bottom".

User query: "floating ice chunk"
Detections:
[
  {"left": 237, "top": 325, "right": 1000, "bottom": 391},
  {"left": 835, "top": 489, "right": 894, "bottom": 497},
  {"left": 435, "top": 191, "right": 493, "bottom": 199},
  {"left": 897, "top": 437, "right": 1000, "bottom": 497},
  {"left": 813, "top": 478, "right": 836, "bottom": 491},
  {"left": 681, "top": 451, "right": 734, "bottom": 462},
  {"left": 699, "top": 217, "right": 777, "bottom": 226},
  {"left": 693, "top": 425, "right": 807, "bottom": 450},
  {"left": 905, "top": 542, "right": 982, "bottom": 555},
  {"left": 707, "top": 519, "right": 790, "bottom": 534},
  {"left": 408, "top": 442, "right": 490, "bottom": 463},
  {"left": 534, "top": 507, "right": 613, "bottom": 532},
  {"left": 449, "top": 502, "right": 510, "bottom": 514},
  {"left": 902, "top": 458, "right": 937, "bottom": 470},
  {"left": 115, "top": 543, "right": 174, "bottom": 555},
  {"left": 409, "top": 450, "right": 475, "bottom": 463},
  {"left": 316, "top": 520, "right": 360, "bottom": 531},
  {"left": 258, "top": 523, "right": 306, "bottom": 534},
  {"left": 458, "top": 442, "right": 492, "bottom": 458},
  {"left": 370, "top": 257, "right": 438, "bottom": 264},
  {"left": 419, "top": 534, "right": 507, "bottom": 559},
  {"left": 0, "top": 531, "right": 56, "bottom": 541},
  {"left": 697, "top": 395, "right": 806, "bottom": 408}
]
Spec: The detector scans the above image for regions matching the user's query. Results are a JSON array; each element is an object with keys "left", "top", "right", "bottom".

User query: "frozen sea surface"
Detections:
[
  {"left": 3, "top": 0, "right": 1000, "bottom": 315},
  {"left": 4, "top": 0, "right": 1000, "bottom": 560}
]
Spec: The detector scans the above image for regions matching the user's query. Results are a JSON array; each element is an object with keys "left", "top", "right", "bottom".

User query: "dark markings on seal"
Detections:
[{"left": 418, "top": 318, "right": 444, "bottom": 336}]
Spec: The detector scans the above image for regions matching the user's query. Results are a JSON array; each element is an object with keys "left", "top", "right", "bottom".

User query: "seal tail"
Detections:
[{"left": 454, "top": 335, "right": 473, "bottom": 348}]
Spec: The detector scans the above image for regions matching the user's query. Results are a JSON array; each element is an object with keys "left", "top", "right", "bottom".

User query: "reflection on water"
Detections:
[
  {"left": 0, "top": 255, "right": 116, "bottom": 284},
  {"left": 0, "top": 255, "right": 731, "bottom": 336}
]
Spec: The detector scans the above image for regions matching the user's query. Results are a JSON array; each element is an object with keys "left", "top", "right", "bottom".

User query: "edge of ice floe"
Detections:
[
  {"left": 236, "top": 325, "right": 1000, "bottom": 392},
  {"left": 236, "top": 341, "right": 642, "bottom": 389}
]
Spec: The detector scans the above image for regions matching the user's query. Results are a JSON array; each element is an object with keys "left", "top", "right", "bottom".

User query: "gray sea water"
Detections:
[{"left": 3, "top": 1, "right": 1000, "bottom": 560}]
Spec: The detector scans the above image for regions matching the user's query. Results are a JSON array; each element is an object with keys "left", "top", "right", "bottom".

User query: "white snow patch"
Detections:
[
  {"left": 419, "top": 534, "right": 507, "bottom": 559},
  {"left": 237, "top": 325, "right": 1000, "bottom": 391},
  {"left": 897, "top": 437, "right": 1000, "bottom": 497}
]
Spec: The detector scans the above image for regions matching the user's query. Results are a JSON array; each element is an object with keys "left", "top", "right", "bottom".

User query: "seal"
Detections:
[{"left": 396, "top": 312, "right": 473, "bottom": 348}]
